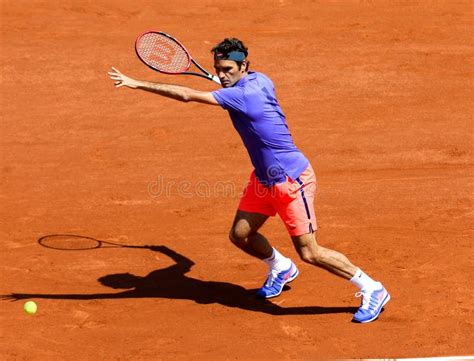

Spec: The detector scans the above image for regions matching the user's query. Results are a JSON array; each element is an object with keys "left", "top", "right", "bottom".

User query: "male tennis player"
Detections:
[{"left": 108, "top": 38, "right": 390, "bottom": 323}]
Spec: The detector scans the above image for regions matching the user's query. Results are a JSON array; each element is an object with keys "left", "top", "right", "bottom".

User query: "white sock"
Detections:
[
  {"left": 350, "top": 268, "right": 379, "bottom": 290},
  {"left": 263, "top": 248, "right": 291, "bottom": 272}
]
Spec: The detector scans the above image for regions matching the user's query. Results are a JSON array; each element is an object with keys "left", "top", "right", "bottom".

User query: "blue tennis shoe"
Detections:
[
  {"left": 352, "top": 283, "right": 390, "bottom": 323},
  {"left": 256, "top": 262, "right": 299, "bottom": 299}
]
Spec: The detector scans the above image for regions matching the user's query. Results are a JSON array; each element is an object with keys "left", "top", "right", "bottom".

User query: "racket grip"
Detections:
[{"left": 211, "top": 75, "right": 221, "bottom": 85}]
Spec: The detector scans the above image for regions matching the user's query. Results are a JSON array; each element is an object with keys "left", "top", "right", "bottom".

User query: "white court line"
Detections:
[
  {"left": 407, "top": 358, "right": 474, "bottom": 360},
  {"left": 355, "top": 357, "right": 474, "bottom": 361},
  {"left": 391, "top": 357, "right": 474, "bottom": 361}
]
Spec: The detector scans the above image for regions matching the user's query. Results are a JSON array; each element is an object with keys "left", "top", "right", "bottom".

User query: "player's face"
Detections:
[{"left": 214, "top": 59, "right": 247, "bottom": 87}]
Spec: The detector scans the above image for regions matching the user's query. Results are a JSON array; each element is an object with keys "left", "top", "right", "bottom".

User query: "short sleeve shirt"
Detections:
[{"left": 212, "top": 72, "right": 309, "bottom": 186}]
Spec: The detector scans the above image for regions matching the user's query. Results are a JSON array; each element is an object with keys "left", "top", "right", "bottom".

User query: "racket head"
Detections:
[
  {"left": 38, "top": 234, "right": 102, "bottom": 251},
  {"left": 135, "top": 31, "right": 192, "bottom": 74}
]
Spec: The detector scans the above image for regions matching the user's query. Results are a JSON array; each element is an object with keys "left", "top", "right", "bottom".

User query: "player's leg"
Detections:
[
  {"left": 291, "top": 231, "right": 356, "bottom": 279},
  {"left": 232, "top": 171, "right": 298, "bottom": 298},
  {"left": 276, "top": 164, "right": 361, "bottom": 279},
  {"left": 229, "top": 210, "right": 298, "bottom": 299},
  {"left": 291, "top": 231, "right": 390, "bottom": 323},
  {"left": 280, "top": 164, "right": 390, "bottom": 322},
  {"left": 229, "top": 209, "right": 272, "bottom": 259}
]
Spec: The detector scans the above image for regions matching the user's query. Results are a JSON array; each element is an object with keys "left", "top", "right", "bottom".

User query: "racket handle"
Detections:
[{"left": 211, "top": 75, "right": 221, "bottom": 85}]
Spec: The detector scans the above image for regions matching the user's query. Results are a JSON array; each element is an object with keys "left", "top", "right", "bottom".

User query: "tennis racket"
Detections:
[
  {"left": 135, "top": 30, "right": 220, "bottom": 85},
  {"left": 38, "top": 234, "right": 151, "bottom": 251}
]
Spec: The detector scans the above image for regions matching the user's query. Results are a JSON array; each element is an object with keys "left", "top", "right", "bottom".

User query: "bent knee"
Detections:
[
  {"left": 228, "top": 226, "right": 250, "bottom": 246},
  {"left": 299, "top": 246, "right": 324, "bottom": 265}
]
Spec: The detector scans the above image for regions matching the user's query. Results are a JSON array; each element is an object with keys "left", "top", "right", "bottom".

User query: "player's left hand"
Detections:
[{"left": 108, "top": 67, "right": 139, "bottom": 89}]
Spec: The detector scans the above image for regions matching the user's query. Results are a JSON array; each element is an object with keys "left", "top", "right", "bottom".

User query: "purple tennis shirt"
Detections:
[{"left": 211, "top": 71, "right": 309, "bottom": 186}]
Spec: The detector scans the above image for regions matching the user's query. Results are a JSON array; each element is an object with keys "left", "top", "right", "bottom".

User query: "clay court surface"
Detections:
[{"left": 1, "top": 1, "right": 473, "bottom": 359}]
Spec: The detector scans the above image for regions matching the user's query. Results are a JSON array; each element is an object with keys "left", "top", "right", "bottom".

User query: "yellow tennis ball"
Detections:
[{"left": 24, "top": 301, "right": 37, "bottom": 315}]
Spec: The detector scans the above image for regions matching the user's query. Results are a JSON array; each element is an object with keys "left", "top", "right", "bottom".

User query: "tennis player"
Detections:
[{"left": 108, "top": 38, "right": 390, "bottom": 323}]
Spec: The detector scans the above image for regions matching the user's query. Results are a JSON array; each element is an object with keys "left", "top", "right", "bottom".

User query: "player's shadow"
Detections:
[{"left": 3, "top": 244, "right": 356, "bottom": 316}]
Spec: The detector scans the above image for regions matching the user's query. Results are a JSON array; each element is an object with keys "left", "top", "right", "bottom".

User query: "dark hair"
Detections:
[{"left": 211, "top": 38, "right": 250, "bottom": 71}]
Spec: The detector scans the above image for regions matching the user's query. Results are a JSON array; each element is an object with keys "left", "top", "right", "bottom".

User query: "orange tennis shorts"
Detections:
[{"left": 238, "top": 164, "right": 317, "bottom": 236}]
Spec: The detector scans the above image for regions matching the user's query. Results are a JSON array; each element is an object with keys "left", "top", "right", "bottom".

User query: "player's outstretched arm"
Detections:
[{"left": 108, "top": 67, "right": 219, "bottom": 105}]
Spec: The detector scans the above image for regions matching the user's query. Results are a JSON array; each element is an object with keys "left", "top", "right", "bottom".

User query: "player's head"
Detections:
[{"left": 212, "top": 38, "right": 249, "bottom": 87}]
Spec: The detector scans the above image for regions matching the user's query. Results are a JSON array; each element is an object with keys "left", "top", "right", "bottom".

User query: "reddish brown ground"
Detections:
[{"left": 1, "top": 1, "right": 473, "bottom": 360}]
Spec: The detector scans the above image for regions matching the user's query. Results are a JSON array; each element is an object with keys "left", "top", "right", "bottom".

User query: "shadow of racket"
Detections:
[{"left": 38, "top": 234, "right": 151, "bottom": 251}]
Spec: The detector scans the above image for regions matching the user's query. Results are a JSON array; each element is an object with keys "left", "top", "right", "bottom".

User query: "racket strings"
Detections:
[{"left": 137, "top": 33, "right": 190, "bottom": 73}]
